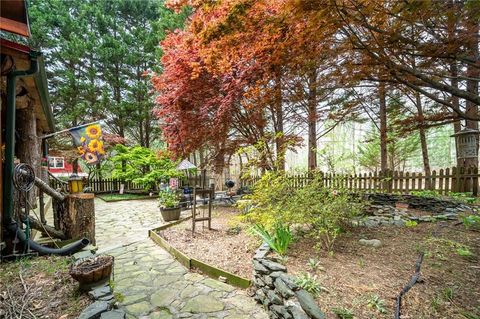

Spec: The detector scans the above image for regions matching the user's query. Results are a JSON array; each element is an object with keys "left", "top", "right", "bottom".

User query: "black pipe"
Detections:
[{"left": 10, "top": 223, "right": 89, "bottom": 256}]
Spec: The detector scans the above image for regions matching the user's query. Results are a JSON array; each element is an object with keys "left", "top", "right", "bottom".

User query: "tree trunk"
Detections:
[
  {"left": 450, "top": 61, "right": 462, "bottom": 167},
  {"left": 379, "top": 81, "right": 388, "bottom": 172},
  {"left": 464, "top": 4, "right": 479, "bottom": 169},
  {"left": 145, "top": 111, "right": 151, "bottom": 148},
  {"left": 273, "top": 70, "right": 285, "bottom": 171},
  {"left": 62, "top": 193, "right": 95, "bottom": 244},
  {"left": 415, "top": 92, "right": 432, "bottom": 188},
  {"left": 16, "top": 103, "right": 40, "bottom": 207},
  {"left": 307, "top": 68, "right": 318, "bottom": 171}
]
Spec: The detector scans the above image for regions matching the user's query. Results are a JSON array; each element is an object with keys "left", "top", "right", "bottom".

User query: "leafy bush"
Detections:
[
  {"left": 108, "top": 145, "right": 182, "bottom": 190},
  {"left": 251, "top": 223, "right": 292, "bottom": 256},
  {"left": 462, "top": 215, "right": 480, "bottom": 231},
  {"left": 367, "top": 294, "right": 387, "bottom": 314},
  {"left": 448, "top": 192, "right": 476, "bottom": 204},
  {"left": 332, "top": 307, "right": 354, "bottom": 319},
  {"left": 238, "top": 172, "right": 294, "bottom": 227},
  {"left": 290, "top": 176, "right": 365, "bottom": 252},
  {"left": 405, "top": 220, "right": 418, "bottom": 227},
  {"left": 411, "top": 190, "right": 441, "bottom": 198},
  {"left": 242, "top": 172, "right": 365, "bottom": 253},
  {"left": 158, "top": 190, "right": 180, "bottom": 208},
  {"left": 306, "top": 258, "right": 322, "bottom": 272},
  {"left": 295, "top": 272, "right": 324, "bottom": 296}
]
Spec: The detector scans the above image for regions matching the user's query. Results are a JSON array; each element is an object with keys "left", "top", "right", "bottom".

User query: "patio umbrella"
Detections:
[{"left": 176, "top": 159, "right": 196, "bottom": 170}]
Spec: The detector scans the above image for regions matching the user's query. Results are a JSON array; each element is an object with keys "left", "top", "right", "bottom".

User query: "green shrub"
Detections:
[
  {"left": 332, "top": 307, "right": 354, "bottom": 319},
  {"left": 448, "top": 192, "right": 476, "bottom": 204},
  {"left": 411, "top": 190, "right": 441, "bottom": 198},
  {"left": 405, "top": 220, "right": 418, "bottom": 227},
  {"left": 290, "top": 177, "right": 365, "bottom": 252},
  {"left": 295, "top": 272, "right": 323, "bottom": 296},
  {"left": 242, "top": 172, "right": 365, "bottom": 253},
  {"left": 462, "top": 215, "right": 480, "bottom": 231},
  {"left": 251, "top": 223, "right": 292, "bottom": 256},
  {"left": 239, "top": 172, "right": 294, "bottom": 227},
  {"left": 367, "top": 294, "right": 387, "bottom": 314}
]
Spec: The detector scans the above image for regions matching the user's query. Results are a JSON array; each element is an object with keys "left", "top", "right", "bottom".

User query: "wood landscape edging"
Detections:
[{"left": 148, "top": 216, "right": 252, "bottom": 289}]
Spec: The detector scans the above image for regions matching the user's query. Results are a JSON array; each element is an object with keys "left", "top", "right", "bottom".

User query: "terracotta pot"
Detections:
[{"left": 160, "top": 206, "right": 181, "bottom": 222}]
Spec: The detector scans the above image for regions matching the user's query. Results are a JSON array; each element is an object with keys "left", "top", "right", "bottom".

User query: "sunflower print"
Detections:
[
  {"left": 86, "top": 124, "right": 102, "bottom": 139},
  {"left": 84, "top": 152, "right": 98, "bottom": 164},
  {"left": 88, "top": 139, "right": 103, "bottom": 153},
  {"left": 77, "top": 146, "right": 85, "bottom": 155}
]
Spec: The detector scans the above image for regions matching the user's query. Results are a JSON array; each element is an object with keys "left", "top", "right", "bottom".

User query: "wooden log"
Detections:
[
  {"left": 34, "top": 176, "right": 65, "bottom": 201},
  {"left": 29, "top": 216, "right": 67, "bottom": 240},
  {"left": 61, "top": 193, "right": 95, "bottom": 245}
]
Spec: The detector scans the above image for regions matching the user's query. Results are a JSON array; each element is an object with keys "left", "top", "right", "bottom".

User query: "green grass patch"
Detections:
[{"left": 97, "top": 193, "right": 154, "bottom": 202}]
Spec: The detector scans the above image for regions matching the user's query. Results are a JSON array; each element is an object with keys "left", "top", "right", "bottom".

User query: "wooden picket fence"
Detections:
[
  {"left": 48, "top": 172, "right": 210, "bottom": 194},
  {"left": 241, "top": 166, "right": 480, "bottom": 195}
]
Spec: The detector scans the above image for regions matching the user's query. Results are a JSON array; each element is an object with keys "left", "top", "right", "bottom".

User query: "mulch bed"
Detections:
[
  {"left": 158, "top": 207, "right": 479, "bottom": 318},
  {"left": 286, "top": 222, "right": 480, "bottom": 319},
  {"left": 0, "top": 255, "right": 91, "bottom": 319},
  {"left": 158, "top": 207, "right": 260, "bottom": 279}
]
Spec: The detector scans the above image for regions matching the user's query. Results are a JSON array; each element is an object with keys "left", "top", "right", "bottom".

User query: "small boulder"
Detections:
[{"left": 359, "top": 239, "right": 382, "bottom": 248}]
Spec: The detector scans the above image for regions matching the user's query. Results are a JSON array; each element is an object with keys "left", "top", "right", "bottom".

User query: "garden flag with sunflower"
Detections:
[{"left": 69, "top": 123, "right": 105, "bottom": 165}]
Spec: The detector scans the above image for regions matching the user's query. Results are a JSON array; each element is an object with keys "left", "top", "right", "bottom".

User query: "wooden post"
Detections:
[{"left": 62, "top": 193, "right": 95, "bottom": 245}]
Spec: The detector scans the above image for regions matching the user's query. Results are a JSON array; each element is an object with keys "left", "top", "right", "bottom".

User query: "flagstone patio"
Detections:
[{"left": 94, "top": 198, "right": 268, "bottom": 319}]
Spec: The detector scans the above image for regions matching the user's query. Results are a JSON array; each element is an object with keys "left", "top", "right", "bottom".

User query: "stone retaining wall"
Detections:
[
  {"left": 352, "top": 193, "right": 473, "bottom": 227},
  {"left": 365, "top": 193, "right": 468, "bottom": 213},
  {"left": 253, "top": 244, "right": 325, "bottom": 319}
]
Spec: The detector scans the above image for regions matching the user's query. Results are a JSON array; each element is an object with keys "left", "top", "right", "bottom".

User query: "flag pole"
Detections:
[{"left": 39, "top": 121, "right": 102, "bottom": 139}]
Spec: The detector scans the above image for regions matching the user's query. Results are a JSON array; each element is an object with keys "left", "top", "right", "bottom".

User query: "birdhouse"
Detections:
[{"left": 452, "top": 128, "right": 480, "bottom": 159}]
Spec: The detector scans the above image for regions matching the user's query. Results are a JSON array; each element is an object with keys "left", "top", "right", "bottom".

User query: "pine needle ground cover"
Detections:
[
  {"left": 158, "top": 207, "right": 260, "bottom": 279},
  {"left": 286, "top": 222, "right": 479, "bottom": 319},
  {"left": 0, "top": 256, "right": 91, "bottom": 319}
]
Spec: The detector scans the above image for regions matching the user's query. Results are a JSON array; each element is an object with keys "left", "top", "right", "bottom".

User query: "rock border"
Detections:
[
  {"left": 148, "top": 216, "right": 251, "bottom": 288},
  {"left": 253, "top": 243, "right": 326, "bottom": 319},
  {"left": 73, "top": 251, "right": 126, "bottom": 319}
]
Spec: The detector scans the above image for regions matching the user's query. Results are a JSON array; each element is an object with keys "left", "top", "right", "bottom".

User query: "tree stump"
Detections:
[{"left": 62, "top": 193, "right": 96, "bottom": 245}]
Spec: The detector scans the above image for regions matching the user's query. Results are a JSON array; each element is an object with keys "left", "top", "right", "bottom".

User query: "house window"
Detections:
[{"left": 48, "top": 157, "right": 65, "bottom": 169}]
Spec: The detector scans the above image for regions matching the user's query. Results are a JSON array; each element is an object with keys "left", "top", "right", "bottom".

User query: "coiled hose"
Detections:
[{"left": 9, "top": 223, "right": 89, "bottom": 256}]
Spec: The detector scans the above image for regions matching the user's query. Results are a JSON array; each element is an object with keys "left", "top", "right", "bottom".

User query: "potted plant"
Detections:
[{"left": 158, "top": 189, "right": 181, "bottom": 221}]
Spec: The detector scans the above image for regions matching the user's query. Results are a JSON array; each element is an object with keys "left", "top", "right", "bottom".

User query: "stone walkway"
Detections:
[{"left": 94, "top": 198, "right": 268, "bottom": 319}]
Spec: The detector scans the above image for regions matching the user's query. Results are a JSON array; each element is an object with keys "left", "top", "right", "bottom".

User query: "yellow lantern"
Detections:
[{"left": 68, "top": 175, "right": 84, "bottom": 194}]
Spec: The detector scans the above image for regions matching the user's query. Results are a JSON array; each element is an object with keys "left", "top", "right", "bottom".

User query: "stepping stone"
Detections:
[
  {"left": 89, "top": 284, "right": 112, "bottom": 299},
  {"left": 182, "top": 295, "right": 225, "bottom": 313},
  {"left": 100, "top": 310, "right": 126, "bottom": 319},
  {"left": 202, "top": 278, "right": 235, "bottom": 292},
  {"left": 125, "top": 301, "right": 152, "bottom": 316},
  {"left": 148, "top": 309, "right": 173, "bottom": 319},
  {"left": 153, "top": 275, "right": 181, "bottom": 287},
  {"left": 78, "top": 301, "right": 110, "bottom": 319},
  {"left": 150, "top": 288, "right": 177, "bottom": 307},
  {"left": 121, "top": 293, "right": 147, "bottom": 305}
]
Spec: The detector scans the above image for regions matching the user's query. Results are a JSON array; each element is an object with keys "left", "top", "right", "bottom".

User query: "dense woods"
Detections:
[
  {"left": 152, "top": 0, "right": 480, "bottom": 173},
  {"left": 19, "top": 0, "right": 188, "bottom": 147}
]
